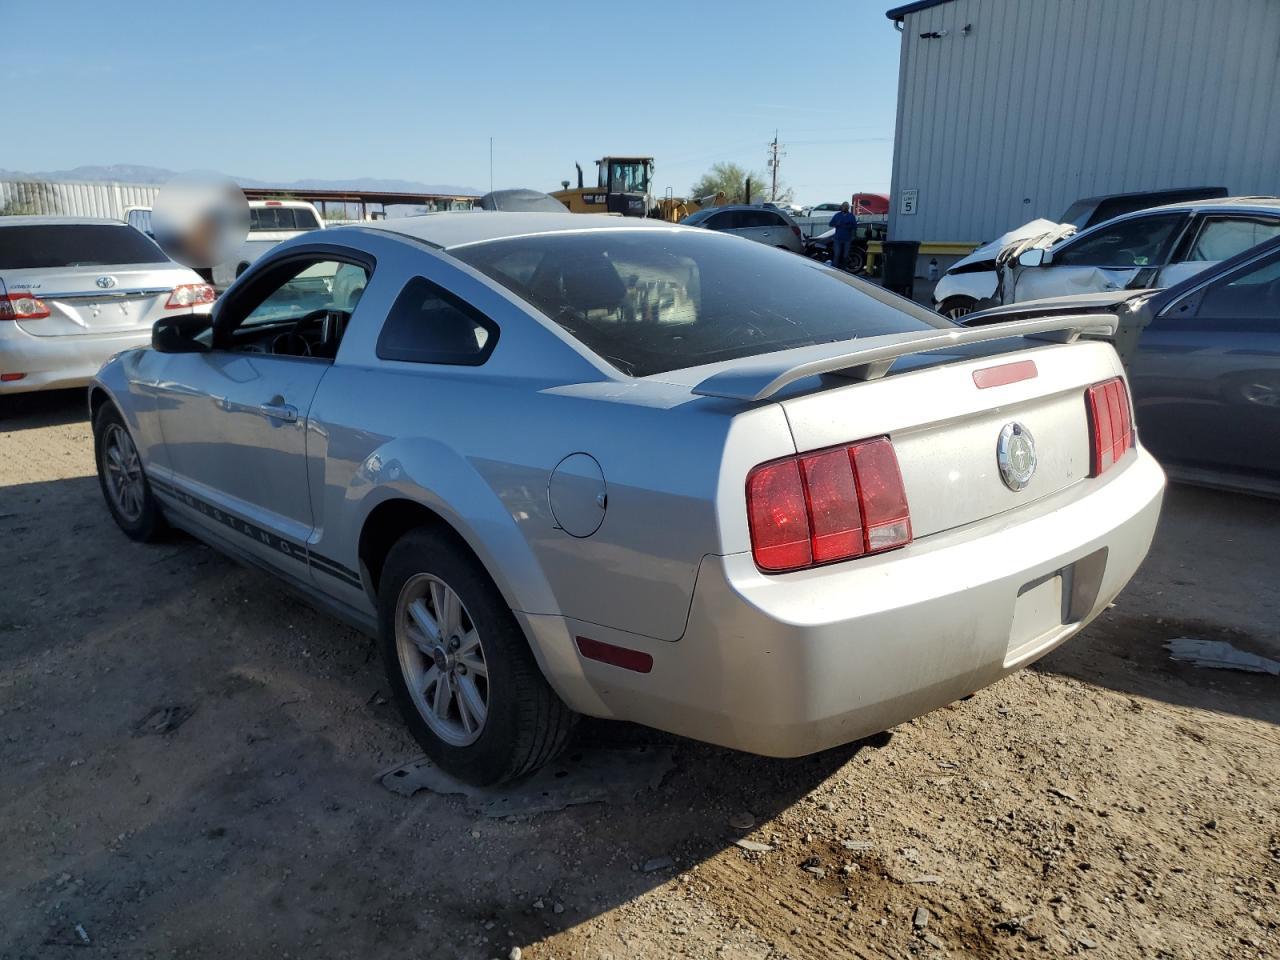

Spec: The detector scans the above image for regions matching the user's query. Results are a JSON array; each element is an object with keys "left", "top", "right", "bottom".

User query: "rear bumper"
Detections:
[
  {"left": 0, "top": 326, "right": 150, "bottom": 394},
  {"left": 524, "top": 448, "right": 1165, "bottom": 756}
]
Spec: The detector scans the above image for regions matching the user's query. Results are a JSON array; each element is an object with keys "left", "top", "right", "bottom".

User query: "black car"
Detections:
[{"left": 963, "top": 236, "right": 1280, "bottom": 497}]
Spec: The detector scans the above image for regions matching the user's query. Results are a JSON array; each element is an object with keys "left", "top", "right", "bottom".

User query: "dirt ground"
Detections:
[{"left": 1, "top": 390, "right": 1277, "bottom": 960}]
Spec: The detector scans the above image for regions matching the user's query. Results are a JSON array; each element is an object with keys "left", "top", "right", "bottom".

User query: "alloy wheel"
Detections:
[
  {"left": 102, "top": 423, "right": 145, "bottom": 522},
  {"left": 395, "top": 573, "right": 489, "bottom": 747}
]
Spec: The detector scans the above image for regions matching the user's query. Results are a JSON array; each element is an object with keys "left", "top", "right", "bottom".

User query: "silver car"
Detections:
[
  {"left": 1, "top": 217, "right": 213, "bottom": 395},
  {"left": 681, "top": 204, "right": 805, "bottom": 253},
  {"left": 90, "top": 213, "right": 1165, "bottom": 785}
]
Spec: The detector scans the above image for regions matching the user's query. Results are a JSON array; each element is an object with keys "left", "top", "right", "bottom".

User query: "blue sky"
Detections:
[{"left": 3, "top": 0, "right": 902, "bottom": 206}]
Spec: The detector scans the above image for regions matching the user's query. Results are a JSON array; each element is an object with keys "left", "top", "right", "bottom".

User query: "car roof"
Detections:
[
  {"left": 1130, "top": 196, "right": 1280, "bottom": 216},
  {"left": 0, "top": 215, "right": 126, "bottom": 227},
  {"left": 354, "top": 211, "right": 674, "bottom": 249}
]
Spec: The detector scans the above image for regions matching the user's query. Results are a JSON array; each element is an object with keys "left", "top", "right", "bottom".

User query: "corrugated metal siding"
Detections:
[
  {"left": 888, "top": 0, "right": 1280, "bottom": 243},
  {"left": 0, "top": 180, "right": 161, "bottom": 219}
]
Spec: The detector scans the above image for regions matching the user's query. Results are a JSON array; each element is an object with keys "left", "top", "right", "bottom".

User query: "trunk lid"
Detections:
[
  {"left": 5, "top": 265, "right": 199, "bottom": 337},
  {"left": 777, "top": 340, "right": 1120, "bottom": 539}
]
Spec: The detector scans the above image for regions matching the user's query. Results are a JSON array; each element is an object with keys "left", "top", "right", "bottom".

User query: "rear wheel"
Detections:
[
  {"left": 939, "top": 296, "right": 978, "bottom": 321},
  {"left": 378, "top": 527, "right": 576, "bottom": 785},
  {"left": 93, "top": 404, "right": 167, "bottom": 542},
  {"left": 846, "top": 248, "right": 866, "bottom": 273}
]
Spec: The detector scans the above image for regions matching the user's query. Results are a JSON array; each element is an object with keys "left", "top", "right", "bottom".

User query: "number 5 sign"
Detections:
[{"left": 899, "top": 189, "right": 919, "bottom": 215}]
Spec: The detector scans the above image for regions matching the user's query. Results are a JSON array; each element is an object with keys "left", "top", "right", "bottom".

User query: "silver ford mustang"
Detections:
[{"left": 89, "top": 212, "right": 1166, "bottom": 784}]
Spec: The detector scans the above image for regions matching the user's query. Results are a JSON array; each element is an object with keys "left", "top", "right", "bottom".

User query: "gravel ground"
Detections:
[{"left": 1, "top": 390, "right": 1277, "bottom": 960}]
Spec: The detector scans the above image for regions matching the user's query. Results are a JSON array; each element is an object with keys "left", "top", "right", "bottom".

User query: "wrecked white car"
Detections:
[
  {"left": 934, "top": 197, "right": 1280, "bottom": 318},
  {"left": 932, "top": 218, "right": 1075, "bottom": 319}
]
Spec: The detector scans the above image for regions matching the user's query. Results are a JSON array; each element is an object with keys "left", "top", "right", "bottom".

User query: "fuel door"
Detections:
[{"left": 548, "top": 453, "right": 607, "bottom": 538}]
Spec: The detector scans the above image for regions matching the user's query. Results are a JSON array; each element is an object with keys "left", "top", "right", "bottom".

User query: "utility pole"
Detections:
[
  {"left": 766, "top": 130, "right": 785, "bottom": 201},
  {"left": 489, "top": 137, "right": 494, "bottom": 193}
]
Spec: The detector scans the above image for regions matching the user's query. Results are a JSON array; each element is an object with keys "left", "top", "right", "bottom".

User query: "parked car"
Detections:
[
  {"left": 797, "top": 202, "right": 845, "bottom": 238},
  {"left": 963, "top": 236, "right": 1280, "bottom": 497},
  {"left": 91, "top": 212, "right": 1164, "bottom": 784},
  {"left": 211, "top": 200, "right": 325, "bottom": 290},
  {"left": 0, "top": 217, "right": 213, "bottom": 396},
  {"left": 124, "top": 198, "right": 325, "bottom": 290},
  {"left": 932, "top": 187, "right": 1234, "bottom": 319},
  {"left": 681, "top": 204, "right": 804, "bottom": 253}
]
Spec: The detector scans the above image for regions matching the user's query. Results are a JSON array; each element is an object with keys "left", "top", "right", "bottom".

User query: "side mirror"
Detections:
[
  {"left": 152, "top": 313, "right": 211, "bottom": 353},
  {"left": 1018, "top": 248, "right": 1046, "bottom": 268}
]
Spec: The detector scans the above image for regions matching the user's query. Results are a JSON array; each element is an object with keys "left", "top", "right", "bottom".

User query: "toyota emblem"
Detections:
[
  {"left": 997, "top": 422, "right": 1037, "bottom": 491},
  {"left": 95, "top": 276, "right": 117, "bottom": 289}
]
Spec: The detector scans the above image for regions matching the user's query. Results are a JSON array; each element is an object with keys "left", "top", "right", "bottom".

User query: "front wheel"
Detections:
[
  {"left": 93, "top": 404, "right": 167, "bottom": 542},
  {"left": 379, "top": 527, "right": 576, "bottom": 785},
  {"left": 938, "top": 296, "right": 978, "bottom": 321}
]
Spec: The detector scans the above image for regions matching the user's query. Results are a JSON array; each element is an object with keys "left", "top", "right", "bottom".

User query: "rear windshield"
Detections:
[
  {"left": 452, "top": 230, "right": 947, "bottom": 377},
  {"left": 250, "top": 206, "right": 320, "bottom": 231},
  {"left": 0, "top": 223, "right": 170, "bottom": 269}
]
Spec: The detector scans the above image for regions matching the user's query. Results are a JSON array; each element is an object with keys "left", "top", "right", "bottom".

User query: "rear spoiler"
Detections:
[{"left": 690, "top": 314, "right": 1118, "bottom": 402}]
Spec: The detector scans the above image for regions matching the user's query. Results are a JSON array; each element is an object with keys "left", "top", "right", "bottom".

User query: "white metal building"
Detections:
[
  {"left": 885, "top": 0, "right": 1280, "bottom": 244},
  {"left": 0, "top": 179, "right": 160, "bottom": 220}
]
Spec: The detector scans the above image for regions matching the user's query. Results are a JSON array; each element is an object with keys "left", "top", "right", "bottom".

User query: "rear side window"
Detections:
[
  {"left": 249, "top": 206, "right": 321, "bottom": 231},
  {"left": 377, "top": 276, "right": 498, "bottom": 365},
  {"left": 452, "top": 229, "right": 947, "bottom": 377},
  {"left": 0, "top": 224, "right": 169, "bottom": 269},
  {"left": 1186, "top": 216, "right": 1280, "bottom": 262}
]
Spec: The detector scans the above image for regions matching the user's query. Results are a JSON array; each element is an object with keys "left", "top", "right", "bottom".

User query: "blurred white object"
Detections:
[{"left": 1165, "top": 638, "right": 1280, "bottom": 675}]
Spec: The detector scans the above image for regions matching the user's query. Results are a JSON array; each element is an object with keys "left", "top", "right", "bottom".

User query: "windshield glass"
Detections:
[
  {"left": 606, "top": 161, "right": 649, "bottom": 195},
  {"left": 249, "top": 206, "right": 320, "bottom": 232},
  {"left": 0, "top": 224, "right": 169, "bottom": 269},
  {"left": 452, "top": 230, "right": 947, "bottom": 377}
]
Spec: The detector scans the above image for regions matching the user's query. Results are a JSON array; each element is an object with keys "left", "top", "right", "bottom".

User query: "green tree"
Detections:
[{"left": 690, "top": 161, "right": 791, "bottom": 204}]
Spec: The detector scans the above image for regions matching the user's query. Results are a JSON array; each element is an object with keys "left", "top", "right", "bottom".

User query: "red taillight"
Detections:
[
  {"left": 746, "top": 458, "right": 812, "bottom": 571},
  {"left": 747, "top": 437, "right": 912, "bottom": 573},
  {"left": 165, "top": 283, "right": 216, "bottom": 309},
  {"left": 851, "top": 438, "right": 913, "bottom": 551},
  {"left": 1086, "top": 377, "right": 1133, "bottom": 477},
  {"left": 791, "top": 224, "right": 802, "bottom": 238},
  {"left": 800, "top": 448, "right": 864, "bottom": 563},
  {"left": 265, "top": 200, "right": 282, "bottom": 206},
  {"left": 0, "top": 291, "right": 51, "bottom": 320}
]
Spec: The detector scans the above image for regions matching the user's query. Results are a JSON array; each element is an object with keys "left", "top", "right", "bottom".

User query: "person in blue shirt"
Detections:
[{"left": 828, "top": 201, "right": 859, "bottom": 271}]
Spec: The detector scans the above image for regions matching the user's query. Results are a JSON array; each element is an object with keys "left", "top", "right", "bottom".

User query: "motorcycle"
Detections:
[{"left": 803, "top": 227, "right": 869, "bottom": 274}]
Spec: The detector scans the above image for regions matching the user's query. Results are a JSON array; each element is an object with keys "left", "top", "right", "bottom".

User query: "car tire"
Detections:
[
  {"left": 93, "top": 403, "right": 168, "bottom": 542},
  {"left": 938, "top": 297, "right": 978, "bottom": 320},
  {"left": 846, "top": 248, "right": 866, "bottom": 273},
  {"left": 378, "top": 527, "right": 576, "bottom": 785}
]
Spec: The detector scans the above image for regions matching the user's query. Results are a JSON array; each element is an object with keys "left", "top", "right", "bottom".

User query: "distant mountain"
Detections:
[{"left": 0, "top": 164, "right": 480, "bottom": 197}]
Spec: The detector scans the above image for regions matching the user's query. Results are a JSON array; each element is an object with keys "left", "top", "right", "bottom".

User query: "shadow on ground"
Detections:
[
  {"left": 0, "top": 388, "right": 87, "bottom": 431},
  {"left": 0, "top": 472, "right": 867, "bottom": 956}
]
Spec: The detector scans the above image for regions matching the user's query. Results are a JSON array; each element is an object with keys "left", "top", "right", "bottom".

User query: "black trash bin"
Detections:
[{"left": 880, "top": 240, "right": 921, "bottom": 299}]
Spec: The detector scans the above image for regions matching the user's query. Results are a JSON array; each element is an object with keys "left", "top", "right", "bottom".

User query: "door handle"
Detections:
[{"left": 258, "top": 401, "right": 298, "bottom": 422}]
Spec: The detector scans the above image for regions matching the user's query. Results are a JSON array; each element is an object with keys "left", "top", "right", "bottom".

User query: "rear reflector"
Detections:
[
  {"left": 1, "top": 372, "right": 26, "bottom": 382},
  {"left": 973, "top": 359, "right": 1037, "bottom": 389},
  {"left": 1086, "top": 377, "right": 1133, "bottom": 476},
  {"left": 0, "top": 291, "right": 51, "bottom": 320},
  {"left": 576, "top": 636, "right": 653, "bottom": 674},
  {"left": 165, "top": 283, "right": 216, "bottom": 309},
  {"left": 747, "top": 436, "right": 912, "bottom": 573}
]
